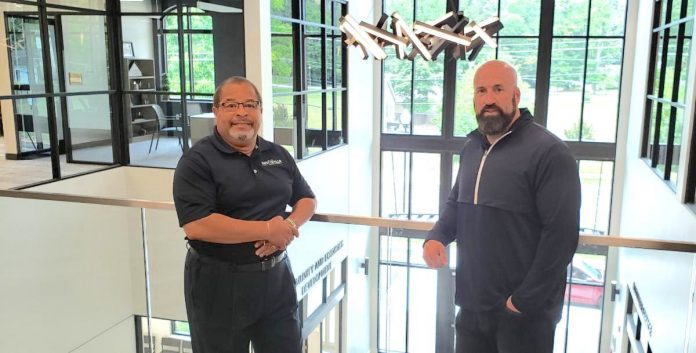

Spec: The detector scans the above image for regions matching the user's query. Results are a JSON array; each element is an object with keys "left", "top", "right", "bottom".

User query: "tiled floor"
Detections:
[{"left": 0, "top": 135, "right": 184, "bottom": 190}]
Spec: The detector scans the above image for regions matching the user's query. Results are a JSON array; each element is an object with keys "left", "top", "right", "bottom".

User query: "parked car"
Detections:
[{"left": 565, "top": 258, "right": 605, "bottom": 308}]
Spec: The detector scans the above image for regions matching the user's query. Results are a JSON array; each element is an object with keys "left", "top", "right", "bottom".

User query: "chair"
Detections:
[
  {"left": 161, "top": 337, "right": 183, "bottom": 353},
  {"left": 145, "top": 104, "right": 184, "bottom": 153},
  {"left": 142, "top": 335, "right": 155, "bottom": 353},
  {"left": 182, "top": 340, "right": 193, "bottom": 353}
]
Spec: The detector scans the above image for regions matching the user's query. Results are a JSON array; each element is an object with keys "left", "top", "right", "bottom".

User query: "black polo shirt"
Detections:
[{"left": 173, "top": 130, "right": 315, "bottom": 264}]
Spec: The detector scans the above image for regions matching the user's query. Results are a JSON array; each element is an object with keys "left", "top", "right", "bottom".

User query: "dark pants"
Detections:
[
  {"left": 184, "top": 249, "right": 301, "bottom": 353},
  {"left": 455, "top": 307, "right": 556, "bottom": 353}
]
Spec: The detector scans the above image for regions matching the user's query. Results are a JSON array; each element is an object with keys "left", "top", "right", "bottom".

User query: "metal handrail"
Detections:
[{"left": 2, "top": 189, "right": 696, "bottom": 253}]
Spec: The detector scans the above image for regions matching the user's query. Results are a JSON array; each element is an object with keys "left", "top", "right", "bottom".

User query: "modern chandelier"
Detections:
[{"left": 339, "top": 11, "right": 503, "bottom": 61}]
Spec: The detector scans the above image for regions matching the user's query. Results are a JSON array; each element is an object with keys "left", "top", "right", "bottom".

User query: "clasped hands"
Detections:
[{"left": 255, "top": 215, "right": 298, "bottom": 257}]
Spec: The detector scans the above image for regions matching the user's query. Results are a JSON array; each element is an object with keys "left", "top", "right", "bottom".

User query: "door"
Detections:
[{"left": 7, "top": 14, "right": 63, "bottom": 157}]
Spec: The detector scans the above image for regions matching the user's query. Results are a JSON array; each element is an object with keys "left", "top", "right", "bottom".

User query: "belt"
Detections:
[{"left": 188, "top": 246, "right": 287, "bottom": 272}]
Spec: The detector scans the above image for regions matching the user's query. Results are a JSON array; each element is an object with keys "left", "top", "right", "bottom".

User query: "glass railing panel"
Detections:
[
  {"left": 556, "top": 249, "right": 607, "bottom": 353},
  {"left": 613, "top": 247, "right": 695, "bottom": 353},
  {"left": 2, "top": 185, "right": 694, "bottom": 353},
  {"left": 142, "top": 208, "right": 188, "bottom": 322},
  {"left": 141, "top": 212, "right": 352, "bottom": 350},
  {"left": 0, "top": 196, "right": 146, "bottom": 353},
  {"left": 377, "top": 226, "right": 696, "bottom": 353}
]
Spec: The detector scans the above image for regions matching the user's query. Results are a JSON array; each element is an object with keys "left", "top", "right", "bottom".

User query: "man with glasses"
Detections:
[
  {"left": 173, "top": 76, "right": 316, "bottom": 353},
  {"left": 423, "top": 60, "right": 581, "bottom": 353}
]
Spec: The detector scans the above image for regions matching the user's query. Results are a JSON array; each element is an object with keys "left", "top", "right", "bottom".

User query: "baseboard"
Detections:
[
  {"left": 71, "top": 139, "right": 112, "bottom": 149},
  {"left": 5, "top": 153, "right": 19, "bottom": 160}
]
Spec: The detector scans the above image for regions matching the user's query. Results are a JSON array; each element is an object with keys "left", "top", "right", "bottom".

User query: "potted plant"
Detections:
[{"left": 160, "top": 72, "right": 170, "bottom": 101}]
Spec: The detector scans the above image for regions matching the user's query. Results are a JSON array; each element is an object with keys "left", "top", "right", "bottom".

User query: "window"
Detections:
[
  {"left": 271, "top": 0, "right": 347, "bottom": 159},
  {"left": 642, "top": 0, "right": 694, "bottom": 188},
  {"left": 171, "top": 320, "right": 190, "bottom": 335},
  {"left": 163, "top": 7, "right": 214, "bottom": 100}
]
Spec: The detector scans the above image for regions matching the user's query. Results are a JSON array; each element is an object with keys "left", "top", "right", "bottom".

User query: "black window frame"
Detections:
[
  {"left": 160, "top": 6, "right": 214, "bottom": 101},
  {"left": 271, "top": 0, "right": 348, "bottom": 159},
  {"left": 0, "top": 0, "right": 122, "bottom": 184},
  {"left": 642, "top": 0, "right": 694, "bottom": 190}
]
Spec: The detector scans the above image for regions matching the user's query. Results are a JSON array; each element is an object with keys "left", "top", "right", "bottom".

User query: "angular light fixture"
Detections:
[
  {"left": 340, "top": 14, "right": 387, "bottom": 60},
  {"left": 340, "top": 11, "right": 502, "bottom": 61}
]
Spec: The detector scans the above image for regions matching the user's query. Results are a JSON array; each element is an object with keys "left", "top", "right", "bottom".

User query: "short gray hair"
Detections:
[{"left": 213, "top": 76, "right": 262, "bottom": 107}]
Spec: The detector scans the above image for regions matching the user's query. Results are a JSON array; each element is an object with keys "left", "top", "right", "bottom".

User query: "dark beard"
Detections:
[{"left": 475, "top": 100, "right": 516, "bottom": 136}]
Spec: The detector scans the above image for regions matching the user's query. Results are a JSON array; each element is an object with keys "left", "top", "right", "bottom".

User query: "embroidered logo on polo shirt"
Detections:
[{"left": 261, "top": 159, "right": 283, "bottom": 166}]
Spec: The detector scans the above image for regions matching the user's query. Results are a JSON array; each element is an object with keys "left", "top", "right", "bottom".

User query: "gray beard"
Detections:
[
  {"left": 227, "top": 127, "right": 255, "bottom": 143},
  {"left": 476, "top": 106, "right": 515, "bottom": 136}
]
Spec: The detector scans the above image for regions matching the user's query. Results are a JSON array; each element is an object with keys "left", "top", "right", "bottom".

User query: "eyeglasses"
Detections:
[{"left": 217, "top": 100, "right": 261, "bottom": 111}]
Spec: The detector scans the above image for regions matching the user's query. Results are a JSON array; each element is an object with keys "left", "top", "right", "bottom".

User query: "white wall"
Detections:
[
  {"left": 610, "top": 1, "right": 696, "bottom": 352},
  {"left": 243, "top": 0, "right": 273, "bottom": 140},
  {"left": 0, "top": 196, "right": 141, "bottom": 353},
  {"left": 121, "top": 16, "right": 155, "bottom": 61}
]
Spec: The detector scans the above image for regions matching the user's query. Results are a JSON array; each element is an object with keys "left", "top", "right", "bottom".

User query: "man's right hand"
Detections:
[
  {"left": 266, "top": 215, "right": 297, "bottom": 249},
  {"left": 423, "top": 240, "right": 448, "bottom": 268}
]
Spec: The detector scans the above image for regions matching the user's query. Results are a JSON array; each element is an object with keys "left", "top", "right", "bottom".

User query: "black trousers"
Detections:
[
  {"left": 184, "top": 249, "right": 301, "bottom": 353},
  {"left": 455, "top": 307, "right": 557, "bottom": 353}
]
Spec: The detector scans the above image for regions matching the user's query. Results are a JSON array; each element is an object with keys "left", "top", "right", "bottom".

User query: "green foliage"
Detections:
[
  {"left": 273, "top": 103, "right": 293, "bottom": 128},
  {"left": 564, "top": 120, "right": 595, "bottom": 140},
  {"left": 160, "top": 72, "right": 170, "bottom": 91},
  {"left": 271, "top": 0, "right": 292, "bottom": 17},
  {"left": 164, "top": 11, "right": 214, "bottom": 95},
  {"left": 554, "top": 0, "right": 589, "bottom": 36}
]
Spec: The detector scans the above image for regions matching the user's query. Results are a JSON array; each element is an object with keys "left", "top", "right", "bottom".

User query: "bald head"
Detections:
[
  {"left": 474, "top": 60, "right": 519, "bottom": 89},
  {"left": 472, "top": 60, "right": 521, "bottom": 140}
]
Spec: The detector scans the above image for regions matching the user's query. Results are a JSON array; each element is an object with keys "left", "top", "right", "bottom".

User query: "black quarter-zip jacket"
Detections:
[{"left": 428, "top": 108, "right": 581, "bottom": 318}]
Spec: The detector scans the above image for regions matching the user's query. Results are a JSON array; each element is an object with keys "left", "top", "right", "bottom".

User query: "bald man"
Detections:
[{"left": 423, "top": 60, "right": 581, "bottom": 353}]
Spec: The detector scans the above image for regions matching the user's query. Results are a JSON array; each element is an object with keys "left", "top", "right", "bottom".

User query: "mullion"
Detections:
[
  {"left": 665, "top": 4, "right": 688, "bottom": 180},
  {"left": 329, "top": 1, "right": 337, "bottom": 133},
  {"left": 293, "top": 0, "right": 305, "bottom": 158},
  {"left": 106, "top": 0, "right": 128, "bottom": 165},
  {"left": 534, "top": 0, "right": 555, "bottom": 125},
  {"left": 187, "top": 14, "right": 195, "bottom": 98},
  {"left": 642, "top": 2, "right": 662, "bottom": 158},
  {"left": 321, "top": 0, "right": 327, "bottom": 149},
  {"left": 578, "top": 0, "right": 593, "bottom": 141},
  {"left": 37, "top": 0, "right": 61, "bottom": 179},
  {"left": 652, "top": 24, "right": 671, "bottom": 167},
  {"left": 408, "top": 2, "right": 417, "bottom": 135},
  {"left": 687, "top": 114, "right": 696, "bottom": 202}
]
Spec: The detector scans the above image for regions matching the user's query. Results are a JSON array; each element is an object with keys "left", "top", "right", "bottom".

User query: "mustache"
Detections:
[
  {"left": 231, "top": 118, "right": 254, "bottom": 124},
  {"left": 480, "top": 104, "right": 502, "bottom": 113}
]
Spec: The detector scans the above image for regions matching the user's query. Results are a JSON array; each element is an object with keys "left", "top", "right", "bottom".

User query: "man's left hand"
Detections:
[
  {"left": 255, "top": 240, "right": 279, "bottom": 257},
  {"left": 506, "top": 296, "right": 521, "bottom": 314}
]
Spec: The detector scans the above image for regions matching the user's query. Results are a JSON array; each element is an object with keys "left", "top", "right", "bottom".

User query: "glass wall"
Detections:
[
  {"left": 0, "top": 1, "right": 116, "bottom": 187},
  {"left": 0, "top": 0, "right": 246, "bottom": 188},
  {"left": 119, "top": 1, "right": 244, "bottom": 168},
  {"left": 271, "top": 0, "right": 347, "bottom": 159}
]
